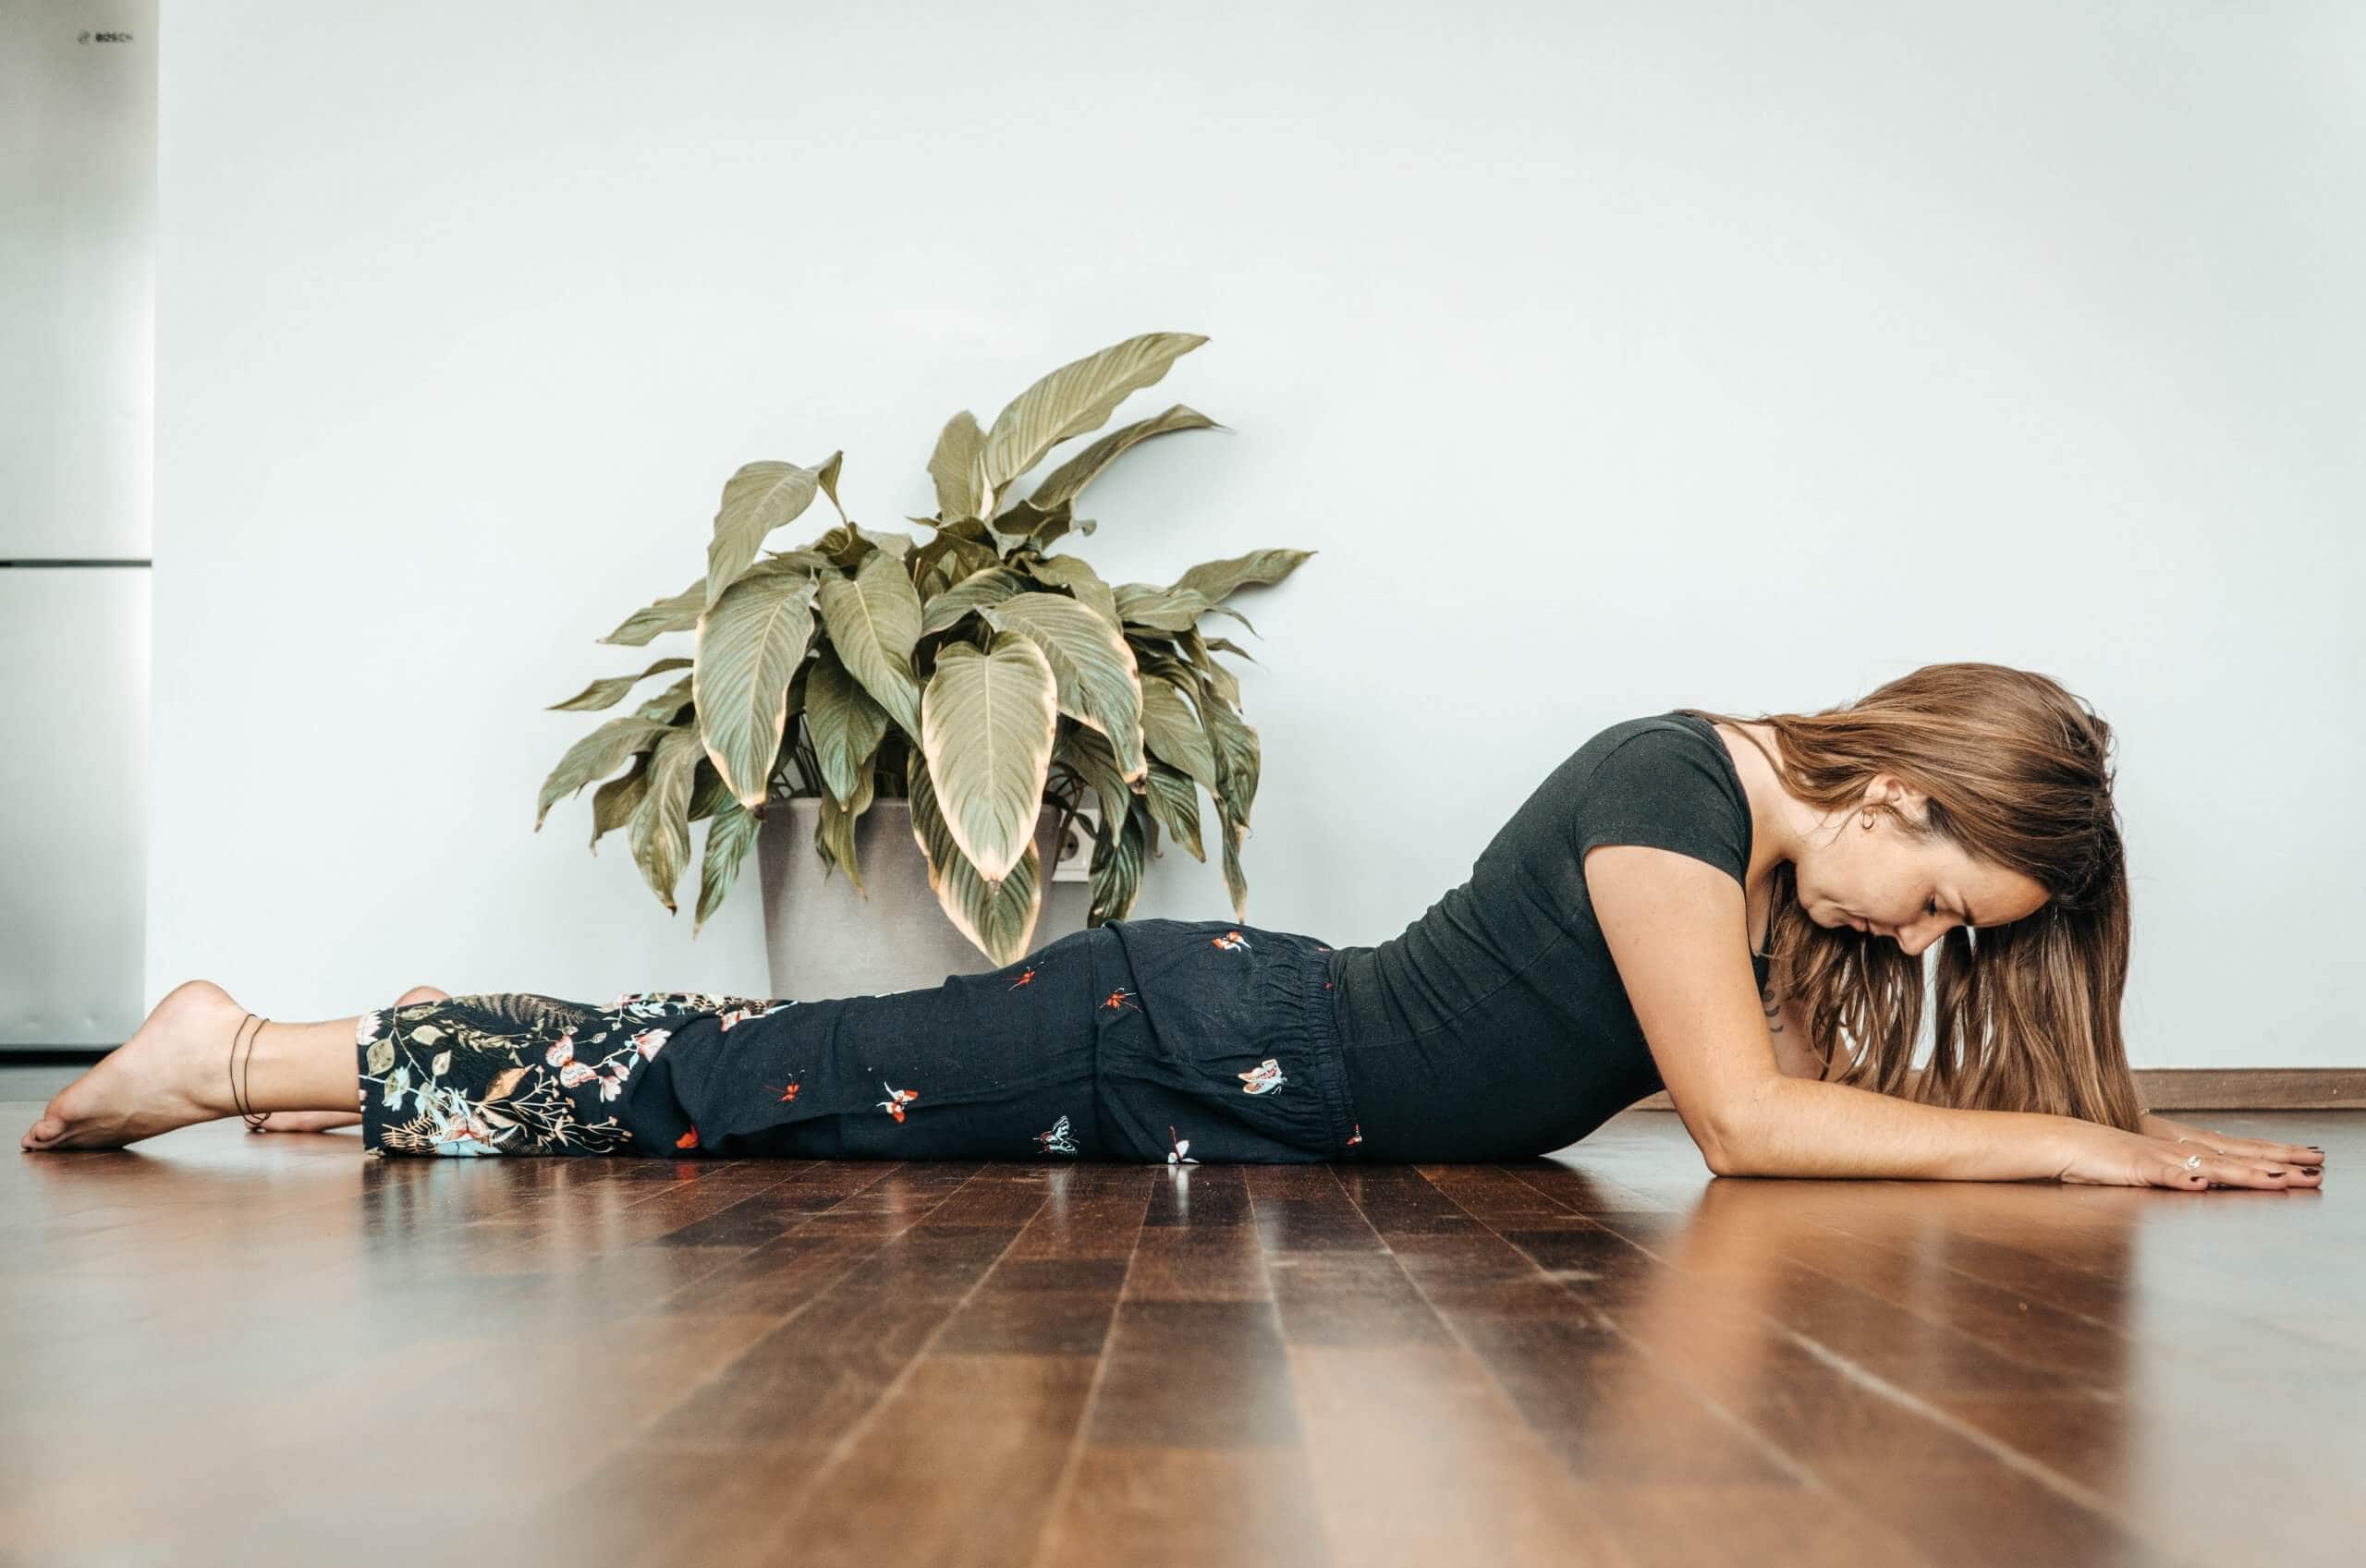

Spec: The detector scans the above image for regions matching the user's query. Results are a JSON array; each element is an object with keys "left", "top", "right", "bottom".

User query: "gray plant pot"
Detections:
[{"left": 752, "top": 795, "right": 1092, "bottom": 1002}]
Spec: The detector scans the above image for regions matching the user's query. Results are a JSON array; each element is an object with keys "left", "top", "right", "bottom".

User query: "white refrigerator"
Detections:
[{"left": 0, "top": 0, "right": 155, "bottom": 1051}]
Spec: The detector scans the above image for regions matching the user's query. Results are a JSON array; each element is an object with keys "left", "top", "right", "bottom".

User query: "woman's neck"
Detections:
[{"left": 1713, "top": 720, "right": 1801, "bottom": 950}]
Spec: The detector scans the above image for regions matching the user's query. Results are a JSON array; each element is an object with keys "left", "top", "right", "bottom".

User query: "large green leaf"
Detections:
[
  {"left": 694, "top": 794, "right": 762, "bottom": 935},
  {"left": 811, "top": 524, "right": 862, "bottom": 568},
  {"left": 928, "top": 410, "right": 989, "bottom": 521},
  {"left": 692, "top": 572, "right": 819, "bottom": 812},
  {"left": 816, "top": 451, "right": 847, "bottom": 524},
  {"left": 1057, "top": 725, "right": 1137, "bottom": 833},
  {"left": 704, "top": 456, "right": 833, "bottom": 610},
  {"left": 992, "top": 496, "right": 1098, "bottom": 550},
  {"left": 600, "top": 576, "right": 706, "bottom": 647},
  {"left": 1033, "top": 512, "right": 1095, "bottom": 550},
  {"left": 1087, "top": 797, "right": 1150, "bottom": 926},
  {"left": 909, "top": 520, "right": 994, "bottom": 596},
  {"left": 813, "top": 756, "right": 877, "bottom": 896},
  {"left": 815, "top": 551, "right": 925, "bottom": 735},
  {"left": 753, "top": 658, "right": 812, "bottom": 798},
  {"left": 688, "top": 756, "right": 729, "bottom": 821},
  {"left": 1179, "top": 626, "right": 1239, "bottom": 710},
  {"left": 921, "top": 514, "right": 996, "bottom": 549},
  {"left": 854, "top": 527, "right": 915, "bottom": 560},
  {"left": 907, "top": 751, "right": 1044, "bottom": 964},
  {"left": 589, "top": 749, "right": 652, "bottom": 852},
  {"left": 1138, "top": 676, "right": 1216, "bottom": 796},
  {"left": 941, "top": 530, "right": 1008, "bottom": 579},
  {"left": 548, "top": 656, "right": 693, "bottom": 712},
  {"left": 982, "top": 332, "right": 1208, "bottom": 492},
  {"left": 1217, "top": 812, "right": 1249, "bottom": 923},
  {"left": 535, "top": 714, "right": 677, "bottom": 831},
  {"left": 1021, "top": 553, "right": 1120, "bottom": 630},
  {"left": 1170, "top": 547, "right": 1313, "bottom": 604},
  {"left": 978, "top": 591, "right": 1147, "bottom": 782},
  {"left": 753, "top": 549, "right": 834, "bottom": 577},
  {"left": 918, "top": 565, "right": 1029, "bottom": 637},
  {"left": 1140, "top": 759, "right": 1205, "bottom": 863},
  {"left": 919, "top": 633, "right": 1059, "bottom": 882},
  {"left": 988, "top": 495, "right": 1048, "bottom": 537},
  {"left": 909, "top": 529, "right": 971, "bottom": 602},
  {"left": 1148, "top": 649, "right": 1262, "bottom": 827},
  {"left": 1029, "top": 404, "right": 1218, "bottom": 512},
  {"left": 1201, "top": 602, "right": 1258, "bottom": 637},
  {"left": 1112, "top": 582, "right": 1213, "bottom": 631},
  {"left": 628, "top": 724, "right": 705, "bottom": 913},
  {"left": 805, "top": 648, "right": 891, "bottom": 805},
  {"left": 632, "top": 675, "right": 695, "bottom": 725},
  {"left": 1201, "top": 684, "right": 1262, "bottom": 825}
]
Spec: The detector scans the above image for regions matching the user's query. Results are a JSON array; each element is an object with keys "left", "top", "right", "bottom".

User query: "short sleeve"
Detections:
[{"left": 1569, "top": 725, "right": 1750, "bottom": 888}]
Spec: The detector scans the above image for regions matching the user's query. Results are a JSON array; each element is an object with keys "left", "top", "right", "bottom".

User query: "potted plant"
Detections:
[{"left": 533, "top": 331, "right": 1312, "bottom": 995}]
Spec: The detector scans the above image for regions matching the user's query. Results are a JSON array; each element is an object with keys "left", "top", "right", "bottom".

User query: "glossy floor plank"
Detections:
[{"left": 2, "top": 1103, "right": 2355, "bottom": 1567}]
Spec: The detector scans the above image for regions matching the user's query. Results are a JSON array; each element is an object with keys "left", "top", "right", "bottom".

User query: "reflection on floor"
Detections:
[{"left": 2, "top": 1104, "right": 2355, "bottom": 1567}]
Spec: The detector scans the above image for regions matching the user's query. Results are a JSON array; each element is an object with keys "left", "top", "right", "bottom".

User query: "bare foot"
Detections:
[
  {"left": 248, "top": 985, "right": 451, "bottom": 1135},
  {"left": 19, "top": 979, "right": 251, "bottom": 1151}
]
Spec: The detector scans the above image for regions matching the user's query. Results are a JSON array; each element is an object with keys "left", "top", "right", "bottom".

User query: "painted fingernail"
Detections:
[{"left": 2302, "top": 1166, "right": 2321, "bottom": 1175}]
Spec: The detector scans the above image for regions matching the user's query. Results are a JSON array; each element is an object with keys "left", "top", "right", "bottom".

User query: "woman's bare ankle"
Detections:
[
  {"left": 20, "top": 980, "right": 250, "bottom": 1149},
  {"left": 238, "top": 1014, "right": 380, "bottom": 1113}
]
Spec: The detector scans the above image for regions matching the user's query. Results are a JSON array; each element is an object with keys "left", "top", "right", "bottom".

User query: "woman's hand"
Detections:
[
  {"left": 2058, "top": 1120, "right": 2324, "bottom": 1190},
  {"left": 2137, "top": 1111, "right": 2325, "bottom": 1171}
]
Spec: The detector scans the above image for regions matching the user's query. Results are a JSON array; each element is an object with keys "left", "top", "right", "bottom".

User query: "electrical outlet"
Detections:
[{"left": 1050, "top": 803, "right": 1102, "bottom": 883}]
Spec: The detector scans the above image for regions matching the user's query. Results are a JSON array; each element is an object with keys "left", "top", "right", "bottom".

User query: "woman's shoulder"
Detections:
[
  {"left": 1594, "top": 707, "right": 1716, "bottom": 742},
  {"left": 1571, "top": 709, "right": 1727, "bottom": 771},
  {"left": 1560, "top": 709, "right": 1750, "bottom": 884}
]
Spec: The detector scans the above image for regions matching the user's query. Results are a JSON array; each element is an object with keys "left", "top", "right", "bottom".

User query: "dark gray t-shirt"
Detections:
[{"left": 1325, "top": 710, "right": 1762, "bottom": 1161}]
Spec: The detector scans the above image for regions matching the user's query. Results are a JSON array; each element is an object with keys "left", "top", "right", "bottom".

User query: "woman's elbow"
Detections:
[
  {"left": 1700, "top": 1137, "right": 1752, "bottom": 1177},
  {"left": 1684, "top": 1117, "right": 1740, "bottom": 1174},
  {"left": 1695, "top": 1100, "right": 1770, "bottom": 1176}
]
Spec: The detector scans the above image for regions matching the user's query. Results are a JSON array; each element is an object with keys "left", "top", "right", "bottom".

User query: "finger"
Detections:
[
  {"left": 2206, "top": 1134, "right": 2324, "bottom": 1165},
  {"left": 2226, "top": 1130, "right": 2325, "bottom": 1164},
  {"left": 2176, "top": 1133, "right": 2324, "bottom": 1168},
  {"left": 2243, "top": 1141, "right": 2325, "bottom": 1170},
  {"left": 2156, "top": 1152, "right": 2288, "bottom": 1191},
  {"left": 2232, "top": 1159, "right": 2316, "bottom": 1187}
]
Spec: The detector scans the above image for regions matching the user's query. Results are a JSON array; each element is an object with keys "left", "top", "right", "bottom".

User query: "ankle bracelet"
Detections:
[{"left": 229, "top": 1013, "right": 272, "bottom": 1133}]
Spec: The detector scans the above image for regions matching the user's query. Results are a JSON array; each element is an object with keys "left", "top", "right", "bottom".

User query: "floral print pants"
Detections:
[{"left": 356, "top": 918, "right": 1365, "bottom": 1164}]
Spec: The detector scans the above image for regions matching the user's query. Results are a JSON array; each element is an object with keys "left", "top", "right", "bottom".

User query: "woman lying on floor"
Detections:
[{"left": 18, "top": 661, "right": 2325, "bottom": 1192}]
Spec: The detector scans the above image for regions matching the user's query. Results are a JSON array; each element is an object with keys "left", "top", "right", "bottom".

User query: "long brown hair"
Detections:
[{"left": 1675, "top": 662, "right": 2141, "bottom": 1132}]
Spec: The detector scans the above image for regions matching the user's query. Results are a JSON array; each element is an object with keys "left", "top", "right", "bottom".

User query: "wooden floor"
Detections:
[{"left": 3, "top": 1083, "right": 2357, "bottom": 1568}]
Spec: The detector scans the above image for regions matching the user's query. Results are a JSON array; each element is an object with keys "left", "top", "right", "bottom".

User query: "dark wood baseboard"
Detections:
[{"left": 1632, "top": 1067, "right": 2366, "bottom": 1112}]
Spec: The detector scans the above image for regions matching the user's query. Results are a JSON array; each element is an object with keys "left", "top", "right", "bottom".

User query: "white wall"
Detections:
[{"left": 152, "top": 1, "right": 2362, "bottom": 1067}]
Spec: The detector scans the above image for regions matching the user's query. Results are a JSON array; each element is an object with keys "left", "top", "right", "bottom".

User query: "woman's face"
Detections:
[{"left": 1796, "top": 774, "right": 2050, "bottom": 956}]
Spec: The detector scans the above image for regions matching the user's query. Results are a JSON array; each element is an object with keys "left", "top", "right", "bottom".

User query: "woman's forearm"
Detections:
[{"left": 1709, "top": 1076, "right": 2080, "bottom": 1182}]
